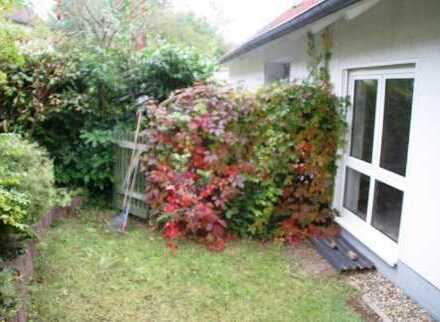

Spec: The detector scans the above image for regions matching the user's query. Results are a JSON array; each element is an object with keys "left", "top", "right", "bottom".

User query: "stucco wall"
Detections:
[{"left": 225, "top": 0, "right": 440, "bottom": 296}]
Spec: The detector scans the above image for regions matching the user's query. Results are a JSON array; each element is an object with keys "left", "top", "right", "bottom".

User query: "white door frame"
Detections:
[{"left": 335, "top": 66, "right": 415, "bottom": 266}]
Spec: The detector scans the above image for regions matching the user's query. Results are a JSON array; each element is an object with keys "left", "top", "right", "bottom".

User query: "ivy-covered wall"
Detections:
[{"left": 141, "top": 80, "right": 346, "bottom": 250}]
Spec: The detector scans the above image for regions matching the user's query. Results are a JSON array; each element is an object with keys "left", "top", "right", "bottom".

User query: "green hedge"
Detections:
[
  {"left": 0, "top": 134, "right": 57, "bottom": 225},
  {"left": 0, "top": 43, "right": 215, "bottom": 195},
  {"left": 0, "top": 134, "right": 64, "bottom": 260},
  {"left": 0, "top": 268, "right": 19, "bottom": 321}
]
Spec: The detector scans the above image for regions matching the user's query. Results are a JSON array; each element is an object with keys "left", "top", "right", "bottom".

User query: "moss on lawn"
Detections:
[{"left": 29, "top": 208, "right": 361, "bottom": 322}]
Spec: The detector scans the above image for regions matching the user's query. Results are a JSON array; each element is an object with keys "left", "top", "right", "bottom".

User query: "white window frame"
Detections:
[
  {"left": 336, "top": 66, "right": 415, "bottom": 266},
  {"left": 264, "top": 62, "right": 291, "bottom": 84}
]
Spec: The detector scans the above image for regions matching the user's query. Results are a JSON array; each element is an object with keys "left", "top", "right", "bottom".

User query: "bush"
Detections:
[
  {"left": 0, "top": 268, "right": 19, "bottom": 321},
  {"left": 143, "top": 84, "right": 255, "bottom": 250},
  {"left": 0, "top": 184, "right": 29, "bottom": 236},
  {"left": 0, "top": 43, "right": 216, "bottom": 195},
  {"left": 130, "top": 43, "right": 217, "bottom": 101},
  {"left": 0, "top": 134, "right": 57, "bottom": 226},
  {"left": 0, "top": 5, "right": 26, "bottom": 86},
  {"left": 142, "top": 81, "right": 346, "bottom": 249},
  {"left": 233, "top": 82, "right": 346, "bottom": 244},
  {"left": 0, "top": 134, "right": 66, "bottom": 259}
]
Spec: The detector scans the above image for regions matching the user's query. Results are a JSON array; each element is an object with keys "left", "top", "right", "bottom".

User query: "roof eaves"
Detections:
[
  {"left": 256, "top": 0, "right": 324, "bottom": 37},
  {"left": 220, "top": 0, "right": 363, "bottom": 64}
]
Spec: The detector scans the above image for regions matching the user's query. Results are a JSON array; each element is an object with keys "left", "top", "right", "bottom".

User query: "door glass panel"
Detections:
[
  {"left": 372, "top": 180, "right": 404, "bottom": 242},
  {"left": 343, "top": 167, "right": 370, "bottom": 221},
  {"left": 350, "top": 79, "right": 378, "bottom": 163},
  {"left": 380, "top": 79, "right": 414, "bottom": 176}
]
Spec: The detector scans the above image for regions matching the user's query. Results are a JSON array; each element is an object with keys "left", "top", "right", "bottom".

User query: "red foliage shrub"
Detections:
[
  {"left": 142, "top": 84, "right": 255, "bottom": 250},
  {"left": 142, "top": 82, "right": 346, "bottom": 250}
]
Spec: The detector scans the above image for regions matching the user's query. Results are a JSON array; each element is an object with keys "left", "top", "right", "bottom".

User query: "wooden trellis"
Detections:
[{"left": 113, "top": 131, "right": 149, "bottom": 219}]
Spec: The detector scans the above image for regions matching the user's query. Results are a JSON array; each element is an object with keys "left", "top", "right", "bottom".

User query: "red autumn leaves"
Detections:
[
  {"left": 142, "top": 83, "right": 343, "bottom": 251},
  {"left": 143, "top": 85, "right": 254, "bottom": 251}
]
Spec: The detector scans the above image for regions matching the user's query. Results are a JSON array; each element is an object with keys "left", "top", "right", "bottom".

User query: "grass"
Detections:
[{"left": 29, "top": 208, "right": 361, "bottom": 322}]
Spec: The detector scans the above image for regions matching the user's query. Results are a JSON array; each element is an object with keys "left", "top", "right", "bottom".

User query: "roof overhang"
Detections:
[{"left": 220, "top": 0, "right": 367, "bottom": 64}]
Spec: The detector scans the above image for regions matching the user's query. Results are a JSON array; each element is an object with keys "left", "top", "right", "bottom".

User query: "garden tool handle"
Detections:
[{"left": 122, "top": 110, "right": 144, "bottom": 211}]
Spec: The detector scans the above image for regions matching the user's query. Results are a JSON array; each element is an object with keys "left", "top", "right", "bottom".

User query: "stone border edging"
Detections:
[{"left": 4, "top": 196, "right": 84, "bottom": 322}]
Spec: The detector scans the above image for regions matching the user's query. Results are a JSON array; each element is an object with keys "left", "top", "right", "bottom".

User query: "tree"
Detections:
[
  {"left": 0, "top": 0, "right": 25, "bottom": 84},
  {"left": 0, "top": 0, "right": 22, "bottom": 8},
  {"left": 54, "top": 0, "right": 227, "bottom": 56},
  {"left": 55, "top": 0, "right": 169, "bottom": 49},
  {"left": 148, "top": 10, "right": 228, "bottom": 57}
]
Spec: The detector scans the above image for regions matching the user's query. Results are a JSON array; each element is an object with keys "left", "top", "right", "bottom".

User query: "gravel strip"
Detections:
[
  {"left": 346, "top": 271, "right": 434, "bottom": 322},
  {"left": 285, "top": 242, "right": 434, "bottom": 321}
]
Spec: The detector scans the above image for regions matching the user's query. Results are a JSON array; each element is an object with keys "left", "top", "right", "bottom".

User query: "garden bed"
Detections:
[
  {"left": 3, "top": 197, "right": 83, "bottom": 322},
  {"left": 28, "top": 208, "right": 363, "bottom": 322}
]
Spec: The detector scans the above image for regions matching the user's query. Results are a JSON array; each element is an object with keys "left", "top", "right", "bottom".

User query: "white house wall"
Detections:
[
  {"left": 226, "top": 0, "right": 440, "bottom": 291},
  {"left": 227, "top": 49, "right": 265, "bottom": 90}
]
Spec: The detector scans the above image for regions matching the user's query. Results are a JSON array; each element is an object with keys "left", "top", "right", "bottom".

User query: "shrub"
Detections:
[
  {"left": 0, "top": 3, "right": 26, "bottom": 87},
  {"left": 131, "top": 43, "right": 217, "bottom": 101},
  {"left": 142, "top": 84, "right": 255, "bottom": 250},
  {"left": 0, "top": 184, "right": 29, "bottom": 236},
  {"left": 0, "top": 134, "right": 65, "bottom": 259},
  {"left": 241, "top": 82, "right": 346, "bottom": 244},
  {"left": 142, "top": 81, "right": 346, "bottom": 249},
  {"left": 0, "top": 268, "right": 19, "bottom": 321},
  {"left": 0, "top": 43, "right": 216, "bottom": 195},
  {"left": 0, "top": 134, "right": 57, "bottom": 225}
]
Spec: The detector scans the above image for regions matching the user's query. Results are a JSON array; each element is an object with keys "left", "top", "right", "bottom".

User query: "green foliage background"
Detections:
[
  {"left": 0, "top": 43, "right": 216, "bottom": 194},
  {"left": 56, "top": 0, "right": 228, "bottom": 57},
  {"left": 0, "top": 0, "right": 221, "bottom": 196},
  {"left": 0, "top": 0, "right": 25, "bottom": 85}
]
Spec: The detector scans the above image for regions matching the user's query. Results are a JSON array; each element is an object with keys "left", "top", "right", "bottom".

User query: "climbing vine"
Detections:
[
  {"left": 142, "top": 28, "right": 346, "bottom": 250},
  {"left": 142, "top": 84, "right": 256, "bottom": 250},
  {"left": 142, "top": 80, "right": 346, "bottom": 249},
  {"left": 307, "top": 28, "right": 333, "bottom": 85},
  {"left": 250, "top": 81, "right": 346, "bottom": 244}
]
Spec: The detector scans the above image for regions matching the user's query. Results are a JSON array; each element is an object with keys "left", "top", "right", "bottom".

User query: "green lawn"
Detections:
[{"left": 29, "top": 208, "right": 361, "bottom": 322}]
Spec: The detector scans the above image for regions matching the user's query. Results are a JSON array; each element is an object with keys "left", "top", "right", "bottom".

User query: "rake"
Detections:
[{"left": 112, "top": 102, "right": 146, "bottom": 232}]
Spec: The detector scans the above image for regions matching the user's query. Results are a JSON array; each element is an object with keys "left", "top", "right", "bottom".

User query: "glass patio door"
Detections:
[{"left": 342, "top": 67, "right": 414, "bottom": 247}]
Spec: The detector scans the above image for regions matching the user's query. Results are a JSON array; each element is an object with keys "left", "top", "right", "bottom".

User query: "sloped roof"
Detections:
[
  {"left": 221, "top": 0, "right": 363, "bottom": 63},
  {"left": 256, "top": 0, "right": 322, "bottom": 37}
]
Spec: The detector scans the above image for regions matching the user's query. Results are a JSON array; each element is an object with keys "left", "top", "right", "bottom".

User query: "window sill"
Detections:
[{"left": 336, "top": 211, "right": 399, "bottom": 266}]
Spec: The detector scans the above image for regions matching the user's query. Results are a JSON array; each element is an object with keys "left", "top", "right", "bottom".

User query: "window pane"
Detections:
[
  {"left": 372, "top": 181, "right": 404, "bottom": 242},
  {"left": 264, "top": 62, "right": 290, "bottom": 83},
  {"left": 380, "top": 79, "right": 414, "bottom": 176},
  {"left": 343, "top": 167, "right": 370, "bottom": 220},
  {"left": 350, "top": 80, "right": 378, "bottom": 163}
]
